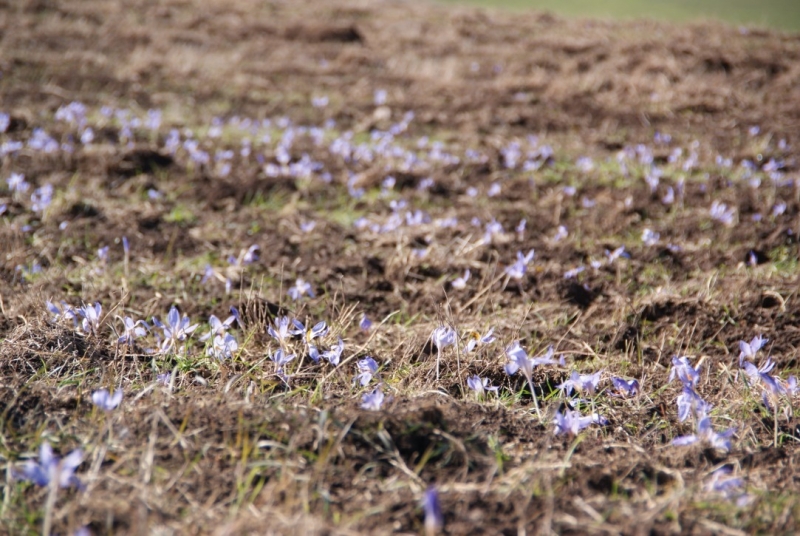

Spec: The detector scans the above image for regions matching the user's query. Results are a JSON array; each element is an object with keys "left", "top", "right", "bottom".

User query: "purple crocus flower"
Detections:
[
  {"left": 152, "top": 306, "right": 199, "bottom": 354},
  {"left": 355, "top": 357, "right": 379, "bottom": 386},
  {"left": 451, "top": 269, "right": 470, "bottom": 290},
  {"left": 611, "top": 377, "right": 639, "bottom": 397},
  {"left": 431, "top": 326, "right": 456, "bottom": 381},
  {"left": 465, "top": 328, "right": 495, "bottom": 353},
  {"left": 505, "top": 343, "right": 560, "bottom": 418},
  {"left": 91, "top": 389, "right": 123, "bottom": 411},
  {"left": 14, "top": 441, "right": 83, "bottom": 489},
  {"left": 207, "top": 333, "right": 238, "bottom": 360},
  {"left": 704, "top": 467, "right": 752, "bottom": 506},
  {"left": 676, "top": 386, "right": 711, "bottom": 422},
  {"left": 669, "top": 356, "right": 701, "bottom": 388},
  {"left": 359, "top": 314, "right": 373, "bottom": 331},
  {"left": 738, "top": 335, "right": 768, "bottom": 366},
  {"left": 466, "top": 375, "right": 499, "bottom": 398},
  {"left": 504, "top": 250, "right": 534, "bottom": 280},
  {"left": 553, "top": 409, "right": 608, "bottom": 436},
  {"left": 78, "top": 302, "right": 103, "bottom": 337},
  {"left": 46, "top": 300, "right": 78, "bottom": 326},
  {"left": 672, "top": 416, "right": 734, "bottom": 452},
  {"left": 117, "top": 316, "right": 148, "bottom": 346},
  {"left": 423, "top": 486, "right": 443, "bottom": 535},
  {"left": 313, "top": 337, "right": 344, "bottom": 366},
  {"left": 268, "top": 316, "right": 304, "bottom": 344},
  {"left": 288, "top": 278, "right": 314, "bottom": 300},
  {"left": 360, "top": 386, "right": 385, "bottom": 411},
  {"left": 198, "top": 314, "right": 236, "bottom": 342},
  {"left": 558, "top": 370, "right": 602, "bottom": 396}
]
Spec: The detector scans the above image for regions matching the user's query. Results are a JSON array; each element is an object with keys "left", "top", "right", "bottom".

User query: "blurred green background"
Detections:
[{"left": 435, "top": 0, "right": 800, "bottom": 32}]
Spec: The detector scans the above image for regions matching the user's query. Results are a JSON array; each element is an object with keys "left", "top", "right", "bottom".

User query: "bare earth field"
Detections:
[{"left": 2, "top": 0, "right": 800, "bottom": 534}]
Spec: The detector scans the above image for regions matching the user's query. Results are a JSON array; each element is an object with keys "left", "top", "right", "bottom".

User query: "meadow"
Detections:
[{"left": 2, "top": 0, "right": 800, "bottom": 534}]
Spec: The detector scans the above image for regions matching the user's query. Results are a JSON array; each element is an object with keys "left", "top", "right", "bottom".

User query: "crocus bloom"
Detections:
[
  {"left": 676, "top": 386, "right": 711, "bottom": 422},
  {"left": 669, "top": 356, "right": 701, "bottom": 388},
  {"left": 738, "top": 335, "right": 768, "bottom": 366},
  {"left": 360, "top": 314, "right": 373, "bottom": 331},
  {"left": 117, "top": 316, "right": 148, "bottom": 346},
  {"left": 152, "top": 306, "right": 199, "bottom": 354},
  {"left": 91, "top": 389, "right": 123, "bottom": 411},
  {"left": 504, "top": 250, "right": 535, "bottom": 280},
  {"left": 611, "top": 377, "right": 640, "bottom": 397},
  {"left": 288, "top": 278, "right": 314, "bottom": 300},
  {"left": 46, "top": 300, "right": 78, "bottom": 326},
  {"left": 361, "top": 386, "right": 384, "bottom": 411},
  {"left": 451, "top": 269, "right": 470, "bottom": 290},
  {"left": 553, "top": 409, "right": 608, "bottom": 436},
  {"left": 198, "top": 314, "right": 236, "bottom": 342},
  {"left": 14, "top": 441, "right": 83, "bottom": 489},
  {"left": 467, "top": 375, "right": 498, "bottom": 398},
  {"left": 642, "top": 228, "right": 659, "bottom": 246},
  {"left": 78, "top": 302, "right": 103, "bottom": 337},
  {"left": 705, "top": 467, "right": 752, "bottom": 507},
  {"left": 207, "top": 333, "right": 238, "bottom": 360},
  {"left": 558, "top": 370, "right": 602, "bottom": 396},
  {"left": 505, "top": 343, "right": 560, "bottom": 418},
  {"left": 268, "top": 316, "right": 304, "bottom": 344},
  {"left": 355, "top": 357, "right": 379, "bottom": 386},
  {"left": 465, "top": 328, "right": 495, "bottom": 353},
  {"left": 312, "top": 337, "right": 344, "bottom": 366},
  {"left": 672, "top": 416, "right": 734, "bottom": 452},
  {"left": 423, "top": 486, "right": 443, "bottom": 535}
]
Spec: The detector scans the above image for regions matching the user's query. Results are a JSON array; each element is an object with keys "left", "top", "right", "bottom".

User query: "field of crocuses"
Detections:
[{"left": 2, "top": 1, "right": 800, "bottom": 534}]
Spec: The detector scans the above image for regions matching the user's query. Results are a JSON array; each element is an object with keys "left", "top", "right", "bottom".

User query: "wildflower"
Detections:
[
  {"left": 355, "top": 357, "right": 379, "bottom": 386},
  {"left": 467, "top": 375, "right": 498, "bottom": 398},
  {"left": 152, "top": 306, "right": 199, "bottom": 354},
  {"left": 242, "top": 244, "right": 260, "bottom": 264},
  {"left": 207, "top": 333, "right": 238, "bottom": 360},
  {"left": 91, "top": 389, "right": 123, "bottom": 411},
  {"left": 563, "top": 266, "right": 584, "bottom": 279},
  {"left": 642, "top": 228, "right": 660, "bottom": 246},
  {"left": 78, "top": 302, "right": 103, "bottom": 337},
  {"left": 704, "top": 467, "right": 752, "bottom": 507},
  {"left": 431, "top": 326, "right": 456, "bottom": 381},
  {"left": 553, "top": 409, "right": 608, "bottom": 436},
  {"left": 710, "top": 201, "right": 736, "bottom": 226},
  {"left": 270, "top": 349, "right": 295, "bottom": 379},
  {"left": 558, "top": 370, "right": 602, "bottom": 397},
  {"left": 117, "top": 316, "right": 148, "bottom": 346},
  {"left": 359, "top": 314, "right": 373, "bottom": 331},
  {"left": 676, "top": 385, "right": 711, "bottom": 422},
  {"left": 422, "top": 486, "right": 443, "bottom": 536},
  {"left": 672, "top": 416, "right": 734, "bottom": 452},
  {"left": 361, "top": 386, "right": 385, "bottom": 411},
  {"left": 268, "top": 316, "right": 304, "bottom": 344},
  {"left": 669, "top": 356, "right": 701, "bottom": 388},
  {"left": 516, "top": 218, "right": 526, "bottom": 236},
  {"left": 288, "top": 278, "right": 315, "bottom": 300},
  {"left": 305, "top": 321, "right": 329, "bottom": 343},
  {"left": 198, "top": 314, "right": 236, "bottom": 342},
  {"left": 611, "top": 377, "right": 640, "bottom": 397},
  {"left": 738, "top": 335, "right": 768, "bottom": 366},
  {"left": 605, "top": 246, "right": 628, "bottom": 264},
  {"left": 14, "top": 441, "right": 83, "bottom": 489},
  {"left": 553, "top": 225, "right": 568, "bottom": 242},
  {"left": 465, "top": 328, "right": 495, "bottom": 353},
  {"left": 46, "top": 300, "right": 78, "bottom": 326},
  {"left": 312, "top": 337, "right": 344, "bottom": 366},
  {"left": 6, "top": 172, "right": 29, "bottom": 193},
  {"left": 743, "top": 359, "right": 790, "bottom": 406},
  {"left": 505, "top": 250, "right": 535, "bottom": 280},
  {"left": 505, "top": 343, "right": 560, "bottom": 418},
  {"left": 31, "top": 184, "right": 54, "bottom": 212},
  {"left": 451, "top": 269, "right": 470, "bottom": 290},
  {"left": 156, "top": 372, "right": 172, "bottom": 387}
]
